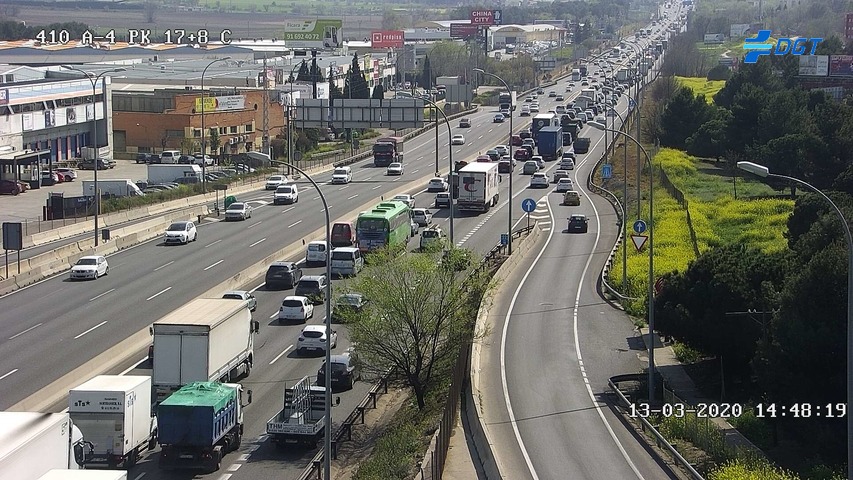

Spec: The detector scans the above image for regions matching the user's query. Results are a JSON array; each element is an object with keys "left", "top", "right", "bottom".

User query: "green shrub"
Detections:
[
  {"left": 352, "top": 423, "right": 421, "bottom": 480},
  {"left": 729, "top": 409, "right": 775, "bottom": 451},
  {"left": 708, "top": 458, "right": 800, "bottom": 480},
  {"left": 672, "top": 341, "right": 702, "bottom": 364}
]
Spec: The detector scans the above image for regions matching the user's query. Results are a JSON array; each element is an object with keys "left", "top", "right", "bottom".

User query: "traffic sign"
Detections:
[
  {"left": 521, "top": 198, "right": 537, "bottom": 213},
  {"left": 631, "top": 234, "right": 648, "bottom": 252},
  {"left": 633, "top": 219, "right": 647, "bottom": 234},
  {"left": 500, "top": 233, "right": 509, "bottom": 245},
  {"left": 602, "top": 163, "right": 612, "bottom": 179}
]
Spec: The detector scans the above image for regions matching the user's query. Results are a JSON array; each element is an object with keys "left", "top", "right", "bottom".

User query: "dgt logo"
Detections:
[{"left": 743, "top": 30, "right": 823, "bottom": 63}]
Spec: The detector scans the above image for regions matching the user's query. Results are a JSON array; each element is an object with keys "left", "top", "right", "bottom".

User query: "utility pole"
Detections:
[
  {"left": 262, "top": 54, "right": 270, "bottom": 157},
  {"left": 312, "top": 50, "right": 318, "bottom": 99}
]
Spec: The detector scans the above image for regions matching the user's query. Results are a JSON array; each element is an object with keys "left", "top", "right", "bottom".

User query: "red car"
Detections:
[
  {"left": 514, "top": 149, "right": 531, "bottom": 161},
  {"left": 511, "top": 134, "right": 523, "bottom": 146},
  {"left": 0, "top": 179, "right": 21, "bottom": 195}
]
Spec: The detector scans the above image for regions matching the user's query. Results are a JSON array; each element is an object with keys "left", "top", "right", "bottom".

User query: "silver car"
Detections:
[{"left": 225, "top": 202, "right": 252, "bottom": 221}]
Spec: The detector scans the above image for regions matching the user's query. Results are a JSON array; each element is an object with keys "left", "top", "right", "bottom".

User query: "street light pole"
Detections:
[
  {"left": 609, "top": 107, "right": 629, "bottom": 297},
  {"left": 626, "top": 42, "right": 644, "bottom": 218},
  {"left": 61, "top": 66, "right": 126, "bottom": 247},
  {"left": 473, "top": 68, "right": 513, "bottom": 254},
  {"left": 591, "top": 121, "right": 655, "bottom": 401},
  {"left": 287, "top": 60, "right": 306, "bottom": 177},
  {"left": 736, "top": 161, "right": 853, "bottom": 480},
  {"left": 422, "top": 97, "right": 455, "bottom": 244},
  {"left": 200, "top": 57, "right": 231, "bottom": 194}
]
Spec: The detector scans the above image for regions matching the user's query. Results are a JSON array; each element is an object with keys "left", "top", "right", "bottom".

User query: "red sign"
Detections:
[
  {"left": 450, "top": 23, "right": 480, "bottom": 39},
  {"left": 370, "top": 30, "right": 404, "bottom": 49},
  {"left": 470, "top": 10, "right": 494, "bottom": 25}
]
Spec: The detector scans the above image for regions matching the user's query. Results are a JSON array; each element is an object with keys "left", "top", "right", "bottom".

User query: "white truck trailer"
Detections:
[
  {"left": 0, "top": 412, "right": 88, "bottom": 480},
  {"left": 147, "top": 164, "right": 203, "bottom": 185},
  {"left": 456, "top": 162, "right": 501, "bottom": 213},
  {"left": 69, "top": 375, "right": 158, "bottom": 468},
  {"left": 266, "top": 376, "right": 326, "bottom": 447},
  {"left": 151, "top": 298, "right": 260, "bottom": 403},
  {"left": 83, "top": 179, "right": 144, "bottom": 198},
  {"left": 37, "top": 470, "right": 128, "bottom": 480}
]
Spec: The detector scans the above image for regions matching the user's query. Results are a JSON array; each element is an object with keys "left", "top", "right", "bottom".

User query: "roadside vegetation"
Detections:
[{"left": 605, "top": 33, "right": 853, "bottom": 477}]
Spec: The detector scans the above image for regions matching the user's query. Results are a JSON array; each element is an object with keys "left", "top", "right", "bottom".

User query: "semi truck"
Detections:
[
  {"left": 0, "top": 412, "right": 89, "bottom": 480},
  {"left": 579, "top": 64, "right": 588, "bottom": 77},
  {"left": 561, "top": 115, "right": 580, "bottom": 145},
  {"left": 265, "top": 376, "right": 327, "bottom": 447},
  {"left": 570, "top": 68, "right": 581, "bottom": 81},
  {"left": 537, "top": 126, "right": 563, "bottom": 161},
  {"left": 147, "top": 164, "right": 202, "bottom": 185},
  {"left": 498, "top": 91, "right": 517, "bottom": 111},
  {"left": 37, "top": 470, "right": 128, "bottom": 480},
  {"left": 617, "top": 68, "right": 629, "bottom": 83},
  {"left": 372, "top": 137, "right": 404, "bottom": 167},
  {"left": 456, "top": 162, "right": 500, "bottom": 213},
  {"left": 69, "top": 375, "right": 158, "bottom": 469},
  {"left": 574, "top": 137, "right": 592, "bottom": 154},
  {"left": 83, "top": 180, "right": 143, "bottom": 198},
  {"left": 157, "top": 382, "right": 251, "bottom": 472},
  {"left": 151, "top": 298, "right": 260, "bottom": 403},
  {"left": 531, "top": 112, "right": 559, "bottom": 140}
]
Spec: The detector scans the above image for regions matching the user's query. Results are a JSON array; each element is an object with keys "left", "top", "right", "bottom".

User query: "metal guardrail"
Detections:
[{"left": 608, "top": 374, "right": 705, "bottom": 480}]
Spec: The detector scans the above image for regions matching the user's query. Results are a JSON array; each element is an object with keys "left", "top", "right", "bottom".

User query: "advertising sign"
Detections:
[
  {"left": 283, "top": 19, "right": 343, "bottom": 49},
  {"left": 471, "top": 9, "right": 502, "bottom": 25},
  {"left": 0, "top": 89, "right": 8, "bottom": 106},
  {"left": 703, "top": 33, "right": 725, "bottom": 44},
  {"left": 798, "top": 55, "right": 829, "bottom": 76},
  {"left": 371, "top": 30, "right": 404, "bottom": 49},
  {"left": 730, "top": 24, "right": 751, "bottom": 38},
  {"left": 195, "top": 95, "right": 247, "bottom": 112},
  {"left": 829, "top": 55, "right": 853, "bottom": 76},
  {"left": 450, "top": 23, "right": 480, "bottom": 39}
]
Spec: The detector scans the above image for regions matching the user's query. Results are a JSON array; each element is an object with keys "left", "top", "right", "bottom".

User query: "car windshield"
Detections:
[
  {"left": 268, "top": 176, "right": 284, "bottom": 181},
  {"left": 228, "top": 203, "right": 245, "bottom": 210},
  {"left": 334, "top": 169, "right": 348, "bottom": 175},
  {"left": 298, "top": 280, "right": 320, "bottom": 290},
  {"left": 326, "top": 362, "right": 349, "bottom": 373},
  {"left": 303, "top": 330, "right": 324, "bottom": 338},
  {"left": 223, "top": 294, "right": 244, "bottom": 300},
  {"left": 389, "top": 163, "right": 402, "bottom": 169},
  {"left": 374, "top": 144, "right": 394, "bottom": 153},
  {"left": 357, "top": 218, "right": 387, "bottom": 231},
  {"left": 76, "top": 258, "right": 97, "bottom": 266},
  {"left": 423, "top": 230, "right": 439, "bottom": 238},
  {"left": 268, "top": 265, "right": 292, "bottom": 273},
  {"left": 276, "top": 186, "right": 293, "bottom": 193},
  {"left": 282, "top": 299, "right": 303, "bottom": 307},
  {"left": 331, "top": 251, "right": 353, "bottom": 260},
  {"left": 167, "top": 223, "right": 187, "bottom": 231},
  {"left": 338, "top": 294, "right": 362, "bottom": 306}
]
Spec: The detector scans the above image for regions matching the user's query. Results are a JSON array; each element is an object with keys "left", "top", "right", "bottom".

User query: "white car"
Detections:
[
  {"left": 273, "top": 184, "right": 298, "bottom": 204},
  {"left": 434, "top": 192, "right": 451, "bottom": 208},
  {"left": 297, "top": 325, "right": 337, "bottom": 355},
  {"left": 331, "top": 167, "right": 352, "bottom": 184},
  {"left": 193, "top": 154, "right": 215, "bottom": 166},
  {"left": 265, "top": 175, "right": 288, "bottom": 190},
  {"left": 530, "top": 172, "right": 549, "bottom": 188},
  {"left": 555, "top": 178, "right": 574, "bottom": 192},
  {"left": 222, "top": 290, "right": 257, "bottom": 312},
  {"left": 164, "top": 220, "right": 197, "bottom": 245},
  {"left": 412, "top": 208, "right": 433, "bottom": 227},
  {"left": 70, "top": 255, "right": 109, "bottom": 280},
  {"left": 55, "top": 167, "right": 77, "bottom": 181},
  {"left": 225, "top": 202, "right": 252, "bottom": 221},
  {"left": 560, "top": 158, "right": 575, "bottom": 170},
  {"left": 532, "top": 156, "right": 545, "bottom": 169},
  {"left": 529, "top": 103, "right": 540, "bottom": 113},
  {"left": 520, "top": 106, "right": 531, "bottom": 116},
  {"left": 427, "top": 177, "right": 448, "bottom": 192},
  {"left": 494, "top": 145, "right": 509, "bottom": 156},
  {"left": 278, "top": 296, "right": 314, "bottom": 323},
  {"left": 392, "top": 194, "right": 415, "bottom": 208},
  {"left": 451, "top": 134, "right": 466, "bottom": 145},
  {"left": 386, "top": 162, "right": 404, "bottom": 175}
]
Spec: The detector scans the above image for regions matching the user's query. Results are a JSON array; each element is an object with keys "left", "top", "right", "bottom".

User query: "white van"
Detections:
[
  {"left": 159, "top": 150, "right": 181, "bottom": 164},
  {"left": 331, "top": 166, "right": 352, "bottom": 184},
  {"left": 306, "top": 240, "right": 329, "bottom": 265},
  {"left": 330, "top": 247, "right": 364, "bottom": 277}
]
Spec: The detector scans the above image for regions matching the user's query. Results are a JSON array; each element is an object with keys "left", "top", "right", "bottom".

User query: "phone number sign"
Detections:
[
  {"left": 283, "top": 32, "right": 321, "bottom": 41},
  {"left": 470, "top": 9, "right": 502, "bottom": 25}
]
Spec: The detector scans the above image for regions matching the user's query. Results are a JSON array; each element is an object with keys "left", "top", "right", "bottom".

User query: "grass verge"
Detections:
[{"left": 675, "top": 76, "right": 726, "bottom": 102}]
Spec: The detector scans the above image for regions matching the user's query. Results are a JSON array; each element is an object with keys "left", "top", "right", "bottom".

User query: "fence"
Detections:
[{"left": 656, "top": 166, "right": 701, "bottom": 258}]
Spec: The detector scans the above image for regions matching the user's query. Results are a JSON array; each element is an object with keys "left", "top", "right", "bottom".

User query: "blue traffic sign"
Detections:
[
  {"left": 633, "top": 219, "right": 647, "bottom": 234},
  {"left": 602, "top": 163, "right": 612, "bottom": 179},
  {"left": 521, "top": 198, "right": 537, "bottom": 213},
  {"left": 500, "top": 233, "right": 509, "bottom": 245}
]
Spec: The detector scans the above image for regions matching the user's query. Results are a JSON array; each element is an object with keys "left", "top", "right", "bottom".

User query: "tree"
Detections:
[
  {"left": 208, "top": 128, "right": 220, "bottom": 157},
  {"left": 329, "top": 75, "right": 343, "bottom": 100},
  {"left": 371, "top": 84, "right": 385, "bottom": 100},
  {"left": 686, "top": 111, "right": 730, "bottom": 159},
  {"left": 419, "top": 55, "right": 433, "bottom": 90},
  {"left": 339, "top": 246, "right": 488, "bottom": 410},
  {"left": 706, "top": 65, "right": 731, "bottom": 81},
  {"left": 343, "top": 53, "right": 370, "bottom": 99},
  {"left": 658, "top": 87, "right": 713, "bottom": 149}
]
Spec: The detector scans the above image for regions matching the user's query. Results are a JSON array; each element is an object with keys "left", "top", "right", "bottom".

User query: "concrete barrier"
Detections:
[{"left": 466, "top": 224, "right": 543, "bottom": 479}]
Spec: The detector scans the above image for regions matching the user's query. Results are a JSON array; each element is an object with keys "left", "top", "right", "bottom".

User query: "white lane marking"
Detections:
[
  {"left": 217, "top": 474, "right": 232, "bottom": 480},
  {"left": 282, "top": 206, "right": 296, "bottom": 214},
  {"left": 204, "top": 239, "right": 222, "bottom": 248},
  {"left": 270, "top": 345, "right": 294, "bottom": 365},
  {"left": 89, "top": 288, "right": 115, "bottom": 302},
  {"left": 288, "top": 220, "right": 303, "bottom": 228},
  {"left": 9, "top": 323, "right": 42, "bottom": 340},
  {"left": 313, "top": 195, "right": 320, "bottom": 200},
  {"left": 319, "top": 206, "right": 333, "bottom": 212},
  {"left": 238, "top": 454, "right": 250, "bottom": 462},
  {"left": 0, "top": 369, "right": 18, "bottom": 381},
  {"left": 249, "top": 282, "right": 265, "bottom": 293},
  {"left": 247, "top": 221, "right": 262, "bottom": 229},
  {"left": 338, "top": 185, "right": 350, "bottom": 190},
  {"left": 227, "top": 464, "right": 241, "bottom": 471},
  {"left": 249, "top": 238, "right": 267, "bottom": 248},
  {"left": 133, "top": 473, "right": 146, "bottom": 480},
  {"left": 146, "top": 287, "right": 172, "bottom": 301},
  {"left": 372, "top": 185, "right": 381, "bottom": 190},
  {"left": 347, "top": 194, "right": 359, "bottom": 200},
  {"left": 154, "top": 261, "right": 174, "bottom": 271},
  {"left": 412, "top": 169, "right": 420, "bottom": 174},
  {"left": 74, "top": 321, "right": 108, "bottom": 339},
  {"left": 204, "top": 260, "right": 224, "bottom": 271}
]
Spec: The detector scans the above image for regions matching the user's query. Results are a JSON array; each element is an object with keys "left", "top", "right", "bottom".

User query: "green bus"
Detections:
[{"left": 356, "top": 200, "right": 411, "bottom": 252}]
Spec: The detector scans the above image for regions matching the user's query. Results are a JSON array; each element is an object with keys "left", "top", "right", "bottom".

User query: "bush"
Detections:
[
  {"left": 707, "top": 65, "right": 732, "bottom": 81},
  {"left": 729, "top": 409, "right": 775, "bottom": 450},
  {"left": 672, "top": 341, "right": 702, "bottom": 364},
  {"left": 708, "top": 458, "right": 800, "bottom": 480}
]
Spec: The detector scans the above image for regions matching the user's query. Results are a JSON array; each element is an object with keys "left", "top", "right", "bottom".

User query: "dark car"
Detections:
[
  {"left": 513, "top": 149, "right": 531, "bottom": 161},
  {"left": 498, "top": 160, "right": 513, "bottom": 174},
  {"left": 331, "top": 293, "right": 368, "bottom": 323},
  {"left": 316, "top": 351, "right": 361, "bottom": 391},
  {"left": 459, "top": 118, "right": 471, "bottom": 128},
  {"left": 486, "top": 149, "right": 501, "bottom": 162},
  {"left": 567, "top": 214, "right": 589, "bottom": 233},
  {"left": 78, "top": 159, "right": 115, "bottom": 170},
  {"left": 136, "top": 153, "right": 150, "bottom": 164},
  {"left": 493, "top": 114, "right": 505, "bottom": 123},
  {"left": 295, "top": 274, "right": 328, "bottom": 304},
  {"left": 519, "top": 129, "right": 532, "bottom": 139},
  {"left": 0, "top": 179, "right": 21, "bottom": 195},
  {"left": 265, "top": 261, "right": 303, "bottom": 289}
]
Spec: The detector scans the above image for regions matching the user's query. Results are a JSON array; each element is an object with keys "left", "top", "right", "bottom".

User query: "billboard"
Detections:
[
  {"left": 283, "top": 19, "right": 342, "bottom": 49},
  {"left": 371, "top": 30, "right": 404, "bottom": 49},
  {"left": 195, "top": 95, "right": 247, "bottom": 112},
  {"left": 450, "top": 23, "right": 480, "bottom": 39},
  {"left": 829, "top": 55, "right": 853, "bottom": 76},
  {"left": 798, "top": 55, "right": 829, "bottom": 76},
  {"left": 470, "top": 9, "right": 502, "bottom": 25},
  {"left": 703, "top": 33, "right": 725, "bottom": 44},
  {"left": 0, "top": 89, "right": 7, "bottom": 106}
]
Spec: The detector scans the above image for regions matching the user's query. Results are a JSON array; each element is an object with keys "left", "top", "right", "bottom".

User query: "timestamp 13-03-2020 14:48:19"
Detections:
[{"left": 628, "top": 402, "right": 848, "bottom": 419}]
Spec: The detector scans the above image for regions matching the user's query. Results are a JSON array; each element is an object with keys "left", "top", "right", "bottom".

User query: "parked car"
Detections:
[
  {"left": 163, "top": 220, "right": 198, "bottom": 244},
  {"left": 69, "top": 255, "right": 109, "bottom": 280},
  {"left": 55, "top": 168, "right": 77, "bottom": 181},
  {"left": 0, "top": 179, "right": 21, "bottom": 195},
  {"left": 316, "top": 351, "right": 361, "bottom": 390},
  {"left": 135, "top": 153, "right": 150, "bottom": 164},
  {"left": 222, "top": 290, "right": 257, "bottom": 312},
  {"left": 78, "top": 159, "right": 116, "bottom": 170},
  {"left": 296, "top": 325, "right": 337, "bottom": 355},
  {"left": 265, "top": 261, "right": 303, "bottom": 289},
  {"left": 224, "top": 202, "right": 253, "bottom": 221},
  {"left": 278, "top": 296, "right": 314, "bottom": 323}
]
